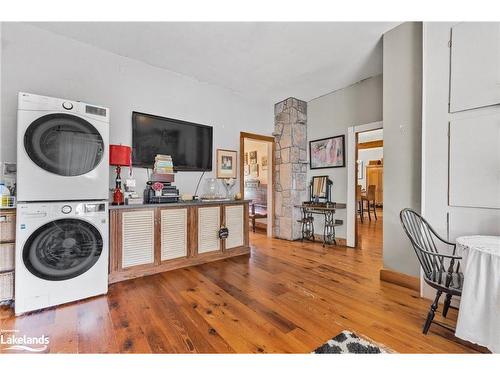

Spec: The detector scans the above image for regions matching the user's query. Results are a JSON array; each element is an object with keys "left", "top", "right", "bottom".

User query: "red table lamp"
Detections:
[{"left": 109, "top": 145, "right": 131, "bottom": 205}]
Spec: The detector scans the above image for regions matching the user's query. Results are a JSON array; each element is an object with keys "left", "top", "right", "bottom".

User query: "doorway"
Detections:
[
  {"left": 346, "top": 121, "right": 383, "bottom": 247},
  {"left": 355, "top": 128, "right": 383, "bottom": 248},
  {"left": 239, "top": 132, "right": 274, "bottom": 238}
]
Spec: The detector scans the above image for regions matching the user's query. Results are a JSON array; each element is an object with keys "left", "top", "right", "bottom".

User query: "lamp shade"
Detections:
[{"left": 109, "top": 145, "right": 131, "bottom": 166}]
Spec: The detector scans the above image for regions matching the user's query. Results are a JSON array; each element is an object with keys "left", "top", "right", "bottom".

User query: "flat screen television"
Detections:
[{"left": 132, "top": 112, "right": 213, "bottom": 171}]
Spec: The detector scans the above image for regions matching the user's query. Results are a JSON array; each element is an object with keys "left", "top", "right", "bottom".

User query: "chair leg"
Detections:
[
  {"left": 442, "top": 294, "right": 452, "bottom": 318},
  {"left": 252, "top": 218, "right": 256, "bottom": 233},
  {"left": 358, "top": 201, "right": 363, "bottom": 223},
  {"left": 373, "top": 201, "right": 378, "bottom": 220},
  {"left": 423, "top": 290, "right": 442, "bottom": 334},
  {"left": 367, "top": 201, "right": 371, "bottom": 221}
]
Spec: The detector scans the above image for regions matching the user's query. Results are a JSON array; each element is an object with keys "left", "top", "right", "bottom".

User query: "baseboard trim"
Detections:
[
  {"left": 313, "top": 235, "right": 347, "bottom": 246},
  {"left": 380, "top": 268, "right": 420, "bottom": 292}
]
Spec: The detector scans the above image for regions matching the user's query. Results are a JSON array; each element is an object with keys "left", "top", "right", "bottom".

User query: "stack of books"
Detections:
[
  {"left": 151, "top": 154, "right": 175, "bottom": 183},
  {"left": 154, "top": 154, "right": 174, "bottom": 174}
]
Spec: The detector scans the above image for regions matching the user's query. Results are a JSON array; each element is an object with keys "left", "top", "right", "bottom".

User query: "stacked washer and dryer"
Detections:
[{"left": 15, "top": 92, "right": 110, "bottom": 315}]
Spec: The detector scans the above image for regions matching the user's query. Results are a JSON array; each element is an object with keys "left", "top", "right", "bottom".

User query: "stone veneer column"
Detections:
[{"left": 273, "top": 97, "right": 307, "bottom": 240}]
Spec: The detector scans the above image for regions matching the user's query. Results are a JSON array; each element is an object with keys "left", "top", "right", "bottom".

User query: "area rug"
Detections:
[{"left": 313, "top": 330, "right": 391, "bottom": 354}]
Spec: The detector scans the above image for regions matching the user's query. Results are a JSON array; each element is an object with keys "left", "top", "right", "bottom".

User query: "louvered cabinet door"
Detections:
[
  {"left": 225, "top": 205, "right": 244, "bottom": 250},
  {"left": 160, "top": 208, "right": 188, "bottom": 261},
  {"left": 197, "top": 206, "right": 221, "bottom": 254},
  {"left": 121, "top": 210, "right": 155, "bottom": 268}
]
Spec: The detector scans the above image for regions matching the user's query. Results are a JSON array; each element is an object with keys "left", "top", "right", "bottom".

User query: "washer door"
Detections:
[
  {"left": 24, "top": 113, "right": 104, "bottom": 176},
  {"left": 23, "top": 219, "right": 103, "bottom": 281}
]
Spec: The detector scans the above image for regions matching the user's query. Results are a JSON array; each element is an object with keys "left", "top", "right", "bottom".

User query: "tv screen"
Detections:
[{"left": 132, "top": 112, "right": 213, "bottom": 171}]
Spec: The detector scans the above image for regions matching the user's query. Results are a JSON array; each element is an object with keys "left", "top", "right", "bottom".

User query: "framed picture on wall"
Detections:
[
  {"left": 244, "top": 152, "right": 249, "bottom": 165},
  {"left": 261, "top": 155, "right": 268, "bottom": 170},
  {"left": 309, "top": 134, "right": 345, "bottom": 169},
  {"left": 249, "top": 151, "right": 257, "bottom": 164},
  {"left": 216, "top": 149, "right": 237, "bottom": 178},
  {"left": 244, "top": 165, "right": 250, "bottom": 176}
]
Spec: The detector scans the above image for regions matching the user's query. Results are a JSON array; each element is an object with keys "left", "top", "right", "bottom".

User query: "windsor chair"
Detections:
[{"left": 400, "top": 208, "right": 463, "bottom": 334}]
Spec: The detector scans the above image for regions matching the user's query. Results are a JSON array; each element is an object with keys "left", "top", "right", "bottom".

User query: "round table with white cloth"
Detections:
[{"left": 455, "top": 236, "right": 500, "bottom": 353}]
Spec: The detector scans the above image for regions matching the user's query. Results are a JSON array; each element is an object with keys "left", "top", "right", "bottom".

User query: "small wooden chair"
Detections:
[
  {"left": 249, "top": 203, "right": 268, "bottom": 233},
  {"left": 361, "top": 185, "right": 377, "bottom": 221}
]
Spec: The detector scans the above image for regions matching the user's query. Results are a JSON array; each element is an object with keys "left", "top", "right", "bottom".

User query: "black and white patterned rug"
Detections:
[{"left": 313, "top": 330, "right": 390, "bottom": 354}]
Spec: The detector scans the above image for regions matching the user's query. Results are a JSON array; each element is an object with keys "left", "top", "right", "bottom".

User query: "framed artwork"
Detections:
[
  {"left": 216, "top": 149, "right": 237, "bottom": 178},
  {"left": 244, "top": 165, "right": 250, "bottom": 176},
  {"left": 250, "top": 163, "right": 259, "bottom": 177},
  {"left": 309, "top": 134, "right": 345, "bottom": 169},
  {"left": 249, "top": 151, "right": 257, "bottom": 164},
  {"left": 244, "top": 152, "right": 249, "bottom": 165},
  {"left": 261, "top": 155, "right": 268, "bottom": 170}
]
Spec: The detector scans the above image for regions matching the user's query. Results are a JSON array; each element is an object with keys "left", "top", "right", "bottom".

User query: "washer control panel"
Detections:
[{"left": 62, "top": 101, "right": 74, "bottom": 110}]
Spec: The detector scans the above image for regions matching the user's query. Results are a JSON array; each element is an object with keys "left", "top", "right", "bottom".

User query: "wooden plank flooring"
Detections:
[{"left": 0, "top": 210, "right": 484, "bottom": 353}]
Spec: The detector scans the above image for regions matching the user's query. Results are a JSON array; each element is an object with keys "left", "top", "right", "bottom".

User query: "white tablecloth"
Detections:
[{"left": 455, "top": 236, "right": 500, "bottom": 353}]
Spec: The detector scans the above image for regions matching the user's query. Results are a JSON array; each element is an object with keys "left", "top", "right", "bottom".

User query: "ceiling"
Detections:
[{"left": 30, "top": 22, "right": 399, "bottom": 103}]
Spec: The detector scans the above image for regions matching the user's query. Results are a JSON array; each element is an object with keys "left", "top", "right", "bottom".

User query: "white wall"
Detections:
[
  {"left": 0, "top": 23, "right": 273, "bottom": 197},
  {"left": 382, "top": 22, "right": 422, "bottom": 277},
  {"left": 307, "top": 75, "right": 383, "bottom": 238},
  {"left": 357, "top": 147, "right": 383, "bottom": 190},
  {"left": 422, "top": 22, "right": 500, "bottom": 298}
]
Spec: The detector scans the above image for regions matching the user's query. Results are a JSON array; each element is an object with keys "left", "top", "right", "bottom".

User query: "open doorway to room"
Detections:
[
  {"left": 355, "top": 128, "right": 383, "bottom": 248},
  {"left": 346, "top": 121, "right": 382, "bottom": 248},
  {"left": 239, "top": 132, "right": 274, "bottom": 237}
]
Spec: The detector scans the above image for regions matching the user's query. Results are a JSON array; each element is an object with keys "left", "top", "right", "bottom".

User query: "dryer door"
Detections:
[
  {"left": 23, "top": 219, "right": 103, "bottom": 281},
  {"left": 24, "top": 113, "right": 105, "bottom": 176}
]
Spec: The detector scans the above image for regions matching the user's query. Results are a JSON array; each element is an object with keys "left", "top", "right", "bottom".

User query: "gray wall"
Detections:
[
  {"left": 307, "top": 75, "right": 383, "bottom": 238},
  {"left": 0, "top": 23, "right": 273, "bottom": 196},
  {"left": 382, "top": 22, "right": 422, "bottom": 277},
  {"left": 422, "top": 22, "right": 500, "bottom": 298}
]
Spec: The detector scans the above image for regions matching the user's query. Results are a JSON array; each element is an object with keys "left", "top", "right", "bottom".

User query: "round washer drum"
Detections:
[
  {"left": 23, "top": 113, "right": 105, "bottom": 176},
  {"left": 23, "top": 218, "right": 103, "bottom": 281}
]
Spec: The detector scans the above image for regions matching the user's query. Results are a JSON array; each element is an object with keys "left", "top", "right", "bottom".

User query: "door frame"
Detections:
[
  {"left": 239, "top": 132, "right": 275, "bottom": 238},
  {"left": 346, "top": 121, "right": 383, "bottom": 247}
]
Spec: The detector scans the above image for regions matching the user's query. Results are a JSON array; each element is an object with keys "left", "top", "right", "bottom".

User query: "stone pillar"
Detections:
[{"left": 273, "top": 97, "right": 307, "bottom": 240}]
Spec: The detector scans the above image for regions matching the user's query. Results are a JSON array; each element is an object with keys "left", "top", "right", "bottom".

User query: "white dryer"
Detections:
[
  {"left": 17, "top": 92, "right": 109, "bottom": 202},
  {"left": 15, "top": 201, "right": 108, "bottom": 315}
]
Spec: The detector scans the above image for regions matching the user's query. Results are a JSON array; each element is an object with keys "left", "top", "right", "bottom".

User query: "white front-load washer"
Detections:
[
  {"left": 15, "top": 201, "right": 109, "bottom": 315},
  {"left": 17, "top": 92, "right": 109, "bottom": 202}
]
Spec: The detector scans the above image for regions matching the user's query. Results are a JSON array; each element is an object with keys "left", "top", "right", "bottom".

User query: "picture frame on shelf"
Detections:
[{"left": 216, "top": 149, "right": 237, "bottom": 179}]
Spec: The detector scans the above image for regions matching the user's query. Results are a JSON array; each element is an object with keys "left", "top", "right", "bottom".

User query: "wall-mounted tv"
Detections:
[{"left": 132, "top": 112, "right": 213, "bottom": 171}]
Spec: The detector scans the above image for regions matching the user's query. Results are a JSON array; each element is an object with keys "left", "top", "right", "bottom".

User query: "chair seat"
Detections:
[{"left": 425, "top": 270, "right": 463, "bottom": 296}]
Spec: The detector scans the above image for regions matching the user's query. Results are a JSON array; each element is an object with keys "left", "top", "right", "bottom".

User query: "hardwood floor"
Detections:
[{"left": 0, "top": 210, "right": 483, "bottom": 353}]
